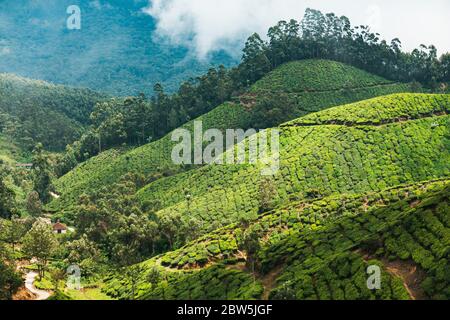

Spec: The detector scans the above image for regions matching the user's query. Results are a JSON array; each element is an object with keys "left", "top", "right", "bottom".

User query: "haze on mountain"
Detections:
[{"left": 0, "top": 0, "right": 236, "bottom": 95}]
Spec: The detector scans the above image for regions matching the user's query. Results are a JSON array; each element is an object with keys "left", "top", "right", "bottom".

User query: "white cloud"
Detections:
[
  {"left": 89, "top": 0, "right": 113, "bottom": 11},
  {"left": 0, "top": 47, "right": 11, "bottom": 56},
  {"left": 144, "top": 0, "right": 450, "bottom": 59}
]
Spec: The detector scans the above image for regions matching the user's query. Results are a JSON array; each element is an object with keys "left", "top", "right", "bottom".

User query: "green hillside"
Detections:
[
  {"left": 49, "top": 60, "right": 411, "bottom": 212},
  {"left": 0, "top": 73, "right": 104, "bottom": 151},
  {"left": 249, "top": 59, "right": 393, "bottom": 93},
  {"left": 133, "top": 93, "right": 449, "bottom": 235},
  {"left": 103, "top": 179, "right": 449, "bottom": 300},
  {"left": 61, "top": 92, "right": 449, "bottom": 301}
]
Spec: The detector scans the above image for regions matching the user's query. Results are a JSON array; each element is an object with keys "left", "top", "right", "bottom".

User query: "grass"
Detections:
[
  {"left": 34, "top": 274, "right": 53, "bottom": 291},
  {"left": 66, "top": 286, "right": 113, "bottom": 301}
]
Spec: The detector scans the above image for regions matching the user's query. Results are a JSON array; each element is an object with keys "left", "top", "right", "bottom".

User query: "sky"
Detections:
[{"left": 144, "top": 0, "right": 450, "bottom": 59}]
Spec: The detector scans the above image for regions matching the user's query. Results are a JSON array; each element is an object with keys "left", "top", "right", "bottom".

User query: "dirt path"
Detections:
[
  {"left": 226, "top": 260, "right": 284, "bottom": 300},
  {"left": 382, "top": 260, "right": 427, "bottom": 300},
  {"left": 260, "top": 265, "right": 284, "bottom": 300},
  {"left": 24, "top": 272, "right": 51, "bottom": 301},
  {"left": 360, "top": 251, "right": 427, "bottom": 300}
]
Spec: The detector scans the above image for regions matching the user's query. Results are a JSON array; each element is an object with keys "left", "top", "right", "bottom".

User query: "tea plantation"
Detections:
[
  {"left": 49, "top": 60, "right": 411, "bottom": 213},
  {"left": 249, "top": 59, "right": 393, "bottom": 93},
  {"left": 135, "top": 93, "right": 449, "bottom": 235},
  {"left": 102, "top": 179, "right": 449, "bottom": 300}
]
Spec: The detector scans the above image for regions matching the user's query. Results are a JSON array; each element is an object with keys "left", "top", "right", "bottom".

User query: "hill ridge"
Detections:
[
  {"left": 284, "top": 109, "right": 449, "bottom": 127},
  {"left": 133, "top": 94, "right": 449, "bottom": 238},
  {"left": 49, "top": 59, "right": 412, "bottom": 212},
  {"left": 249, "top": 81, "right": 400, "bottom": 95}
]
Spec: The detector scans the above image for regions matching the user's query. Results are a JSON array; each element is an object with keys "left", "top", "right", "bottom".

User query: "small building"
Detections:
[{"left": 53, "top": 221, "right": 68, "bottom": 234}]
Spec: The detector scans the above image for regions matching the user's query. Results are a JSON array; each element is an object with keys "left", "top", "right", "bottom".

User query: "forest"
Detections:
[{"left": 0, "top": 0, "right": 236, "bottom": 96}]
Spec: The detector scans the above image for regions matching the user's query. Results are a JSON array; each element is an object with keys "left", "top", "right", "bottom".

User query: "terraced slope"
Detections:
[
  {"left": 50, "top": 60, "right": 411, "bottom": 212},
  {"left": 0, "top": 73, "right": 104, "bottom": 150},
  {"left": 249, "top": 59, "right": 393, "bottom": 93},
  {"left": 135, "top": 94, "right": 449, "bottom": 234},
  {"left": 103, "top": 179, "right": 450, "bottom": 300}
]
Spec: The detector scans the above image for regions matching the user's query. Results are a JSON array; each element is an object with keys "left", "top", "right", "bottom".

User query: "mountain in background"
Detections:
[
  {"left": 0, "top": 0, "right": 236, "bottom": 95},
  {"left": 0, "top": 73, "right": 103, "bottom": 151}
]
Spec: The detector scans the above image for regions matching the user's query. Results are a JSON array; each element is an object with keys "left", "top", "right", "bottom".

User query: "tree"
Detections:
[
  {"left": 167, "top": 107, "right": 179, "bottom": 129},
  {"left": 181, "top": 216, "right": 203, "bottom": 243},
  {"left": 158, "top": 211, "right": 183, "bottom": 250},
  {"left": 439, "top": 53, "right": 450, "bottom": 82},
  {"left": 0, "top": 237, "right": 22, "bottom": 300},
  {"left": 125, "top": 264, "right": 144, "bottom": 300},
  {"left": 31, "top": 143, "right": 53, "bottom": 203},
  {"left": 241, "top": 33, "right": 272, "bottom": 84},
  {"left": 0, "top": 161, "right": 16, "bottom": 219},
  {"left": 22, "top": 220, "right": 58, "bottom": 280},
  {"left": 0, "top": 254, "right": 22, "bottom": 300},
  {"left": 26, "top": 191, "right": 43, "bottom": 217},
  {"left": 0, "top": 218, "right": 27, "bottom": 252},
  {"left": 258, "top": 177, "right": 278, "bottom": 214},
  {"left": 50, "top": 268, "right": 66, "bottom": 292},
  {"left": 72, "top": 174, "right": 162, "bottom": 265},
  {"left": 237, "top": 224, "right": 263, "bottom": 277}
]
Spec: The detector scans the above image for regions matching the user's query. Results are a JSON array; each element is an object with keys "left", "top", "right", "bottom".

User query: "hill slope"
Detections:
[
  {"left": 50, "top": 60, "right": 411, "bottom": 212},
  {"left": 0, "top": 73, "right": 103, "bottom": 151},
  {"left": 103, "top": 179, "right": 450, "bottom": 300},
  {"left": 133, "top": 93, "right": 449, "bottom": 235}
]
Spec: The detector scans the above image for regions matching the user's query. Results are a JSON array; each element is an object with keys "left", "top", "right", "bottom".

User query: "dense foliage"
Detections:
[
  {"left": 0, "top": 161, "right": 17, "bottom": 219},
  {"left": 56, "top": 66, "right": 235, "bottom": 171},
  {"left": 1, "top": 7, "right": 449, "bottom": 300},
  {"left": 238, "top": 9, "right": 450, "bottom": 88},
  {"left": 47, "top": 6, "right": 450, "bottom": 175},
  {"left": 0, "top": 73, "right": 103, "bottom": 151},
  {"left": 0, "top": 0, "right": 236, "bottom": 96},
  {"left": 50, "top": 60, "right": 411, "bottom": 211},
  {"left": 103, "top": 179, "right": 449, "bottom": 300},
  {"left": 0, "top": 241, "right": 22, "bottom": 300},
  {"left": 48, "top": 93, "right": 450, "bottom": 301},
  {"left": 133, "top": 94, "right": 449, "bottom": 239}
]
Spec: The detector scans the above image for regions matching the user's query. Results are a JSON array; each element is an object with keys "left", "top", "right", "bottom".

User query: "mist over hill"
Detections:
[{"left": 0, "top": 0, "right": 236, "bottom": 95}]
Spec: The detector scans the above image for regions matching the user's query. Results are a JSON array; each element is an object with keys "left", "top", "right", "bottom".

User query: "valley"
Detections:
[{"left": 0, "top": 7, "right": 449, "bottom": 302}]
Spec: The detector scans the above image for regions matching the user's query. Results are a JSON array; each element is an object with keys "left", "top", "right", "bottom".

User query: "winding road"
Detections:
[{"left": 24, "top": 272, "right": 51, "bottom": 300}]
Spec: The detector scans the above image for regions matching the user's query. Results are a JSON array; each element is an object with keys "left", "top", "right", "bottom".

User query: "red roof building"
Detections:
[{"left": 53, "top": 221, "right": 67, "bottom": 234}]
